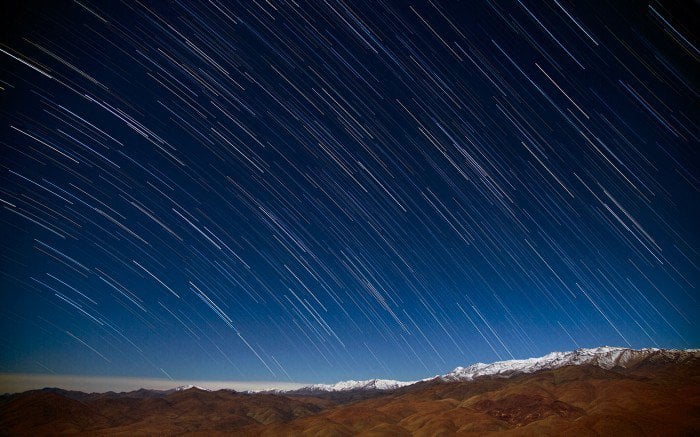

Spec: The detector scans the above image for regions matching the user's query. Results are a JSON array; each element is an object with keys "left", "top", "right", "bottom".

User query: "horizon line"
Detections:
[
  {"left": 0, "top": 373, "right": 310, "bottom": 394},
  {"left": 4, "top": 346, "right": 696, "bottom": 394}
]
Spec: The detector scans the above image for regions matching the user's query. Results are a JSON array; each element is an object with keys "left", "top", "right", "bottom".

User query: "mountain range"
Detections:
[
  {"left": 284, "top": 346, "right": 696, "bottom": 392},
  {"left": 1, "top": 346, "right": 698, "bottom": 435}
]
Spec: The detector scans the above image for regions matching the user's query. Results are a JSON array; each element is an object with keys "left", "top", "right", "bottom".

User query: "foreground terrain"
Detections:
[{"left": 1, "top": 348, "right": 698, "bottom": 435}]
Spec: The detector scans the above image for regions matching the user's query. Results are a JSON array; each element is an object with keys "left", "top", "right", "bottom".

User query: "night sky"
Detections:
[{"left": 0, "top": 0, "right": 697, "bottom": 385}]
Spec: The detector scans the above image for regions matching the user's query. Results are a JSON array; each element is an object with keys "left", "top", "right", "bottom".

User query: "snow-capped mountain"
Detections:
[
  {"left": 171, "top": 384, "right": 208, "bottom": 392},
  {"left": 291, "top": 347, "right": 698, "bottom": 393},
  {"left": 440, "top": 346, "right": 698, "bottom": 382},
  {"left": 296, "top": 378, "right": 415, "bottom": 392}
]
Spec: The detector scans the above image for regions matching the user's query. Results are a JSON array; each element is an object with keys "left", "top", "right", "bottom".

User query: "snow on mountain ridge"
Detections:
[
  {"left": 439, "top": 346, "right": 695, "bottom": 381},
  {"left": 172, "top": 384, "right": 208, "bottom": 392},
  {"left": 299, "top": 378, "right": 415, "bottom": 392},
  {"left": 292, "top": 347, "right": 698, "bottom": 392}
]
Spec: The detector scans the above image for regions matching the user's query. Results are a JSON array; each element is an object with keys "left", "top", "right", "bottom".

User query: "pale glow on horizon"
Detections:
[{"left": 0, "top": 373, "right": 308, "bottom": 394}]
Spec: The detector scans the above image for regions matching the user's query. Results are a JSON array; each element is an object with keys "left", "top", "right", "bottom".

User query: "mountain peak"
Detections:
[{"left": 171, "top": 384, "right": 208, "bottom": 392}]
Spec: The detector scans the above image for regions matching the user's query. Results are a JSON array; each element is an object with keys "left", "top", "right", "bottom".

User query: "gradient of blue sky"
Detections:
[{"left": 0, "top": 0, "right": 697, "bottom": 386}]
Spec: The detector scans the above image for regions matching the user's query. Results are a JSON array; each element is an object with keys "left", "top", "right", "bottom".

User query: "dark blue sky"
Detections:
[{"left": 0, "top": 0, "right": 697, "bottom": 385}]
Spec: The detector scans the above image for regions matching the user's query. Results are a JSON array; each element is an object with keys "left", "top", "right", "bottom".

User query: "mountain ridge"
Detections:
[
  {"left": 287, "top": 346, "right": 698, "bottom": 393},
  {"left": 4, "top": 346, "right": 694, "bottom": 396}
]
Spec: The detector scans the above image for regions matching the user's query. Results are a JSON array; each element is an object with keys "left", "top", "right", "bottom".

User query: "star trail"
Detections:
[{"left": 0, "top": 0, "right": 697, "bottom": 384}]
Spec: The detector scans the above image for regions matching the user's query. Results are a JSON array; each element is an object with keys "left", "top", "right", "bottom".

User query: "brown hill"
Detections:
[
  {"left": 0, "top": 388, "right": 327, "bottom": 435},
  {"left": 240, "top": 362, "right": 700, "bottom": 436},
  {"left": 1, "top": 358, "right": 699, "bottom": 436}
]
